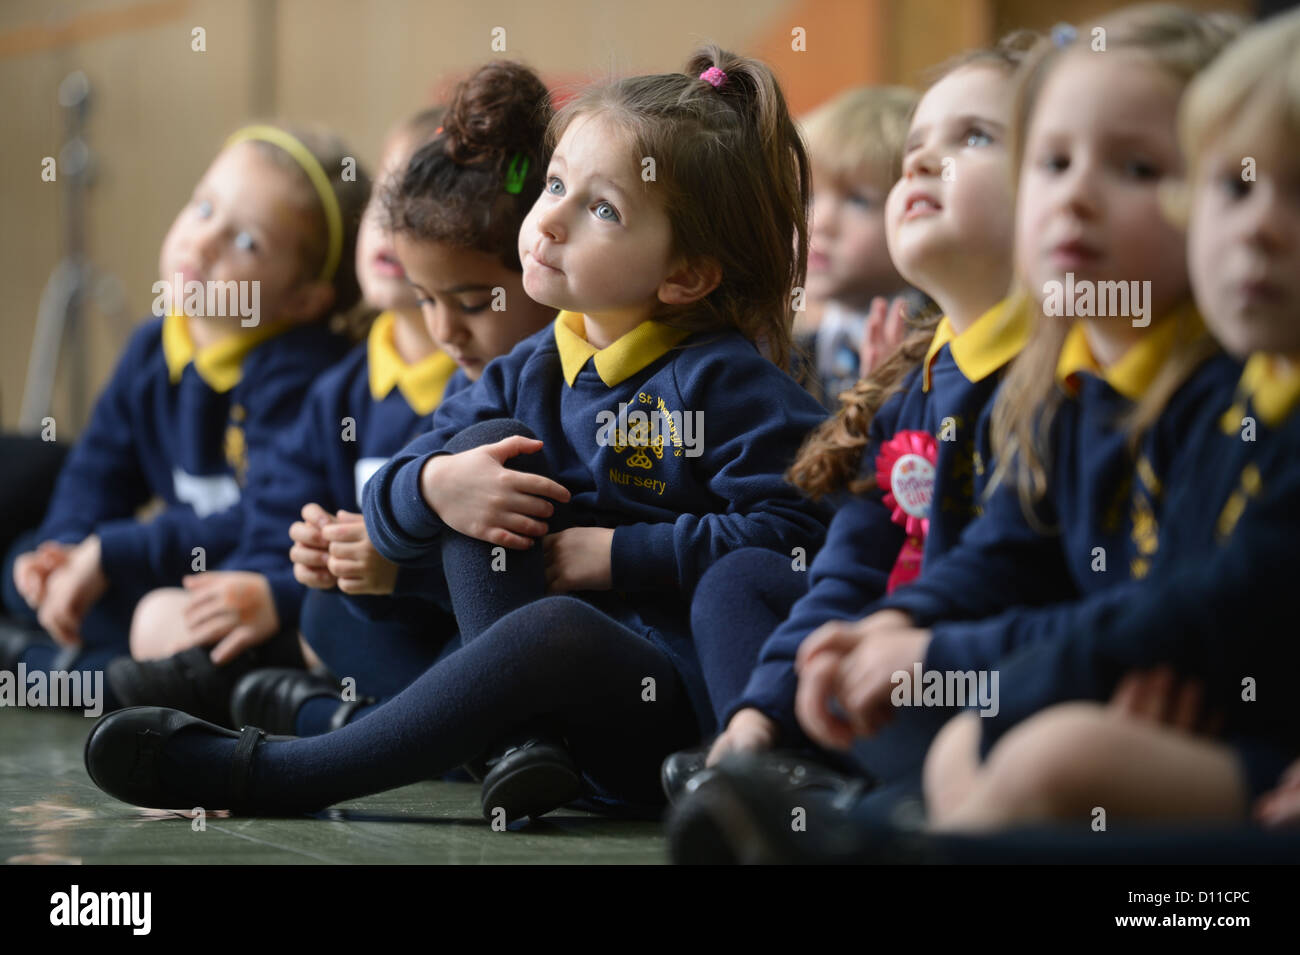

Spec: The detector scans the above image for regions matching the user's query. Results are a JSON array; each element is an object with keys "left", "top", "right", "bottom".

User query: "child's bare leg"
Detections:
[
  {"left": 129, "top": 588, "right": 200, "bottom": 660},
  {"left": 933, "top": 702, "right": 1248, "bottom": 831},
  {"left": 923, "top": 711, "right": 984, "bottom": 822}
]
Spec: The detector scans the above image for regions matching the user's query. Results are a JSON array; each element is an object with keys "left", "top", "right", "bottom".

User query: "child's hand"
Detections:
[
  {"left": 181, "top": 571, "right": 279, "bottom": 665},
  {"left": 835, "top": 625, "right": 932, "bottom": 737},
  {"left": 793, "top": 610, "right": 913, "bottom": 749},
  {"left": 1108, "top": 666, "right": 1221, "bottom": 735},
  {"left": 13, "top": 540, "right": 72, "bottom": 608},
  {"left": 290, "top": 501, "right": 337, "bottom": 589},
  {"left": 543, "top": 527, "right": 614, "bottom": 593},
  {"left": 37, "top": 536, "right": 107, "bottom": 646},
  {"left": 859, "top": 295, "right": 909, "bottom": 379},
  {"left": 706, "top": 707, "right": 778, "bottom": 766},
  {"left": 1255, "top": 759, "right": 1300, "bottom": 828},
  {"left": 322, "top": 509, "right": 399, "bottom": 595},
  {"left": 420, "top": 437, "right": 570, "bottom": 549}
]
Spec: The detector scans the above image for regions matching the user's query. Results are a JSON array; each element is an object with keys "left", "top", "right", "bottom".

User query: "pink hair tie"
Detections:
[{"left": 699, "top": 66, "right": 727, "bottom": 88}]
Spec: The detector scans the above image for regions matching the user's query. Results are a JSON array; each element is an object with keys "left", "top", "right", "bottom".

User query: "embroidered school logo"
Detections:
[
  {"left": 876, "top": 430, "right": 937, "bottom": 591},
  {"left": 611, "top": 418, "right": 664, "bottom": 470},
  {"left": 597, "top": 394, "right": 702, "bottom": 498}
]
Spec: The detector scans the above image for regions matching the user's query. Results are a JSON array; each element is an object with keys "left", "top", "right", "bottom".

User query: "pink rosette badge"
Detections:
[{"left": 875, "top": 429, "right": 938, "bottom": 592}]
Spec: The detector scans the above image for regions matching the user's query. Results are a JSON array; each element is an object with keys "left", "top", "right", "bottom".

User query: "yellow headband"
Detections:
[{"left": 225, "top": 124, "right": 343, "bottom": 283}]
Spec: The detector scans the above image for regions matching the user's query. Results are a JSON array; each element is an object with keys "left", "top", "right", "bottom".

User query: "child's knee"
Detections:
[
  {"left": 981, "top": 702, "right": 1116, "bottom": 816},
  {"left": 442, "top": 418, "right": 536, "bottom": 454},
  {"left": 924, "top": 710, "right": 982, "bottom": 822},
  {"left": 128, "top": 588, "right": 186, "bottom": 660}
]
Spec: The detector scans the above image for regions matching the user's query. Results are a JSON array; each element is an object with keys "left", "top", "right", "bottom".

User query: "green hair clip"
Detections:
[{"left": 504, "top": 153, "right": 530, "bottom": 194}]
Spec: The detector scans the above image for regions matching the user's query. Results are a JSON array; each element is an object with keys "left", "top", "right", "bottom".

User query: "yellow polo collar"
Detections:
[
  {"left": 1055, "top": 303, "right": 1203, "bottom": 401},
  {"left": 1221, "top": 352, "right": 1300, "bottom": 430},
  {"left": 922, "top": 295, "right": 1030, "bottom": 393},
  {"left": 162, "top": 313, "right": 293, "bottom": 393},
  {"left": 367, "top": 312, "right": 458, "bottom": 415},
  {"left": 553, "top": 310, "right": 691, "bottom": 387}
]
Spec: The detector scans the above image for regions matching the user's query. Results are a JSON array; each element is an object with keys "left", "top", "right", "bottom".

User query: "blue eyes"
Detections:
[
  {"left": 964, "top": 129, "right": 992, "bottom": 148},
  {"left": 545, "top": 176, "right": 621, "bottom": 222},
  {"left": 193, "top": 198, "right": 257, "bottom": 252}
]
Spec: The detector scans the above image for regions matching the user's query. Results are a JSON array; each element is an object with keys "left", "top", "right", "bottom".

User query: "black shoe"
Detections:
[
  {"left": 479, "top": 735, "right": 583, "bottom": 825},
  {"left": 660, "top": 746, "right": 709, "bottom": 803},
  {"left": 106, "top": 648, "right": 258, "bottom": 728},
  {"left": 666, "top": 753, "right": 879, "bottom": 864},
  {"left": 83, "top": 705, "right": 298, "bottom": 813},
  {"left": 230, "top": 668, "right": 354, "bottom": 735}
]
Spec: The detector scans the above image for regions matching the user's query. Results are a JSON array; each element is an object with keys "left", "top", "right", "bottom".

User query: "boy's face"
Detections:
[
  {"left": 356, "top": 132, "right": 422, "bottom": 313},
  {"left": 1016, "top": 51, "right": 1188, "bottom": 322},
  {"left": 158, "top": 142, "right": 325, "bottom": 327},
  {"left": 394, "top": 235, "right": 554, "bottom": 380},
  {"left": 518, "top": 112, "right": 677, "bottom": 326},
  {"left": 809, "top": 164, "right": 903, "bottom": 308},
  {"left": 885, "top": 64, "right": 1016, "bottom": 300},
  {"left": 1190, "top": 133, "right": 1300, "bottom": 357}
]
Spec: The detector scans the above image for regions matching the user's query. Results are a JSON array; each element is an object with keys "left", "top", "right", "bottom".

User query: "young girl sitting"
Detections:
[
  {"left": 2, "top": 124, "right": 366, "bottom": 708},
  {"left": 671, "top": 33, "right": 1038, "bottom": 798},
  {"left": 82, "top": 46, "right": 831, "bottom": 826}
]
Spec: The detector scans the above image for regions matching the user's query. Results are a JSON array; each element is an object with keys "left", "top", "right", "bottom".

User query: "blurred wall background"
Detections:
[{"left": 0, "top": 0, "right": 1254, "bottom": 434}]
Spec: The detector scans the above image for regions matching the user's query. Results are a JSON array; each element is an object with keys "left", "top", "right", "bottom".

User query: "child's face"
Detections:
[
  {"left": 1017, "top": 51, "right": 1188, "bottom": 321},
  {"left": 394, "top": 235, "right": 555, "bottom": 380},
  {"left": 518, "top": 112, "right": 676, "bottom": 325},
  {"left": 158, "top": 142, "right": 325, "bottom": 326},
  {"left": 809, "top": 164, "right": 902, "bottom": 308},
  {"left": 1189, "top": 133, "right": 1300, "bottom": 357},
  {"left": 356, "top": 132, "right": 422, "bottom": 313},
  {"left": 885, "top": 65, "right": 1016, "bottom": 301}
]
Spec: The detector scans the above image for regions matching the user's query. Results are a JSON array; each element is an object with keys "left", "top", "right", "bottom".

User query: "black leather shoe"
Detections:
[
  {"left": 660, "top": 746, "right": 709, "bottom": 803},
  {"left": 479, "top": 735, "right": 583, "bottom": 825},
  {"left": 106, "top": 648, "right": 259, "bottom": 728},
  {"left": 666, "top": 752, "right": 880, "bottom": 864},
  {"left": 83, "top": 705, "right": 298, "bottom": 813},
  {"left": 230, "top": 668, "right": 345, "bottom": 735}
]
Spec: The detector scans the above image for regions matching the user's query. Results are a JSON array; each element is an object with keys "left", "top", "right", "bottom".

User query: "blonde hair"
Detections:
[
  {"left": 802, "top": 86, "right": 918, "bottom": 185},
  {"left": 788, "top": 32, "right": 1039, "bottom": 500},
  {"left": 1177, "top": 7, "right": 1300, "bottom": 201},
  {"left": 989, "top": 5, "right": 1239, "bottom": 520}
]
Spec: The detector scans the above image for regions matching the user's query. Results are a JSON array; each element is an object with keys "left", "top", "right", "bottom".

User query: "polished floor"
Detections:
[{"left": 0, "top": 708, "right": 668, "bottom": 864}]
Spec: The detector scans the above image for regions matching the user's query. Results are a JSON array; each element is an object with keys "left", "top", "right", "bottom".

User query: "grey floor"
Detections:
[{"left": 1, "top": 708, "right": 669, "bottom": 864}]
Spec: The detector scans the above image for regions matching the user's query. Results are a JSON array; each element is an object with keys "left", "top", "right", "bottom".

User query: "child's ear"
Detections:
[
  {"left": 281, "top": 280, "right": 337, "bottom": 325},
  {"left": 657, "top": 255, "right": 722, "bottom": 307}
]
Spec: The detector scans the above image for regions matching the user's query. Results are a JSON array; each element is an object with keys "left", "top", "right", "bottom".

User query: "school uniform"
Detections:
[
  {"left": 976, "top": 352, "right": 1300, "bottom": 796},
  {"left": 875, "top": 307, "right": 1241, "bottom": 676},
  {"left": 718, "top": 296, "right": 1030, "bottom": 741},
  {"left": 2, "top": 313, "right": 348, "bottom": 654},
  {"left": 225, "top": 311, "right": 467, "bottom": 632},
  {"left": 364, "top": 309, "right": 833, "bottom": 734}
]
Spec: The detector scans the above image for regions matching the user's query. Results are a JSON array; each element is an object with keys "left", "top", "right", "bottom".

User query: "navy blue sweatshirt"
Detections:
[
  {"left": 977, "top": 352, "right": 1300, "bottom": 756},
  {"left": 876, "top": 310, "right": 1240, "bottom": 674},
  {"left": 729, "top": 297, "right": 1030, "bottom": 741},
  {"left": 222, "top": 312, "right": 467, "bottom": 629},
  {"left": 34, "top": 313, "right": 348, "bottom": 590},
  {"left": 363, "top": 310, "right": 832, "bottom": 729}
]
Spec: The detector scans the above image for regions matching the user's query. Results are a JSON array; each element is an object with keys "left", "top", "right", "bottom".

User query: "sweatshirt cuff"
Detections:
[
  {"left": 922, "top": 625, "right": 967, "bottom": 673},
  {"left": 729, "top": 664, "right": 807, "bottom": 747},
  {"left": 96, "top": 519, "right": 148, "bottom": 584},
  {"left": 874, "top": 589, "right": 943, "bottom": 627},
  {"left": 391, "top": 453, "right": 446, "bottom": 539},
  {"left": 266, "top": 571, "right": 305, "bottom": 632},
  {"left": 610, "top": 523, "right": 677, "bottom": 592}
]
